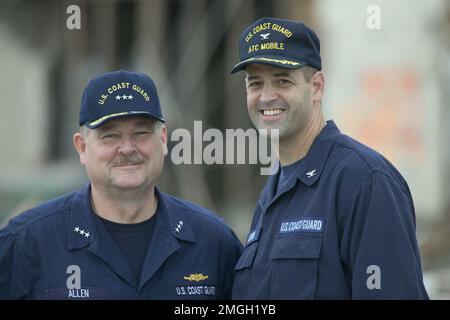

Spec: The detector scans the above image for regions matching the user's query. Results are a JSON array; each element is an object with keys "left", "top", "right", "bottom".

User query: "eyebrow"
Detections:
[
  {"left": 246, "top": 72, "right": 292, "bottom": 81},
  {"left": 246, "top": 75, "right": 259, "bottom": 81},
  {"left": 273, "top": 72, "right": 291, "bottom": 77},
  {"left": 97, "top": 124, "right": 116, "bottom": 132},
  {"left": 134, "top": 121, "right": 155, "bottom": 130}
]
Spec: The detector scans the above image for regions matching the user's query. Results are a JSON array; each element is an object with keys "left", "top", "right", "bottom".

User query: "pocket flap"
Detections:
[
  {"left": 234, "top": 243, "right": 258, "bottom": 271},
  {"left": 270, "top": 234, "right": 322, "bottom": 260}
]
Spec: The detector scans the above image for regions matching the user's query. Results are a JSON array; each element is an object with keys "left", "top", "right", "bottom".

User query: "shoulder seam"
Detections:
[
  {"left": 175, "top": 202, "right": 225, "bottom": 225},
  {"left": 341, "top": 169, "right": 411, "bottom": 224},
  {"left": 6, "top": 204, "right": 72, "bottom": 236},
  {"left": 334, "top": 138, "right": 377, "bottom": 173},
  {"left": 166, "top": 196, "right": 229, "bottom": 230}
]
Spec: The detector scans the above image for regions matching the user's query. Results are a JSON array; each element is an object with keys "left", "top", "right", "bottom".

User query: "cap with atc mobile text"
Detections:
[{"left": 231, "top": 17, "right": 321, "bottom": 73}]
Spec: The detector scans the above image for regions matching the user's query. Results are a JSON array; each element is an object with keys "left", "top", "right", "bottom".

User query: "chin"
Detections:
[
  {"left": 111, "top": 178, "right": 145, "bottom": 190},
  {"left": 113, "top": 184, "right": 142, "bottom": 191},
  {"left": 256, "top": 123, "right": 284, "bottom": 134}
]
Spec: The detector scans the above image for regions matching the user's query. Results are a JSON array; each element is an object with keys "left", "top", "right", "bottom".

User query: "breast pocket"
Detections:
[{"left": 269, "top": 234, "right": 322, "bottom": 299}]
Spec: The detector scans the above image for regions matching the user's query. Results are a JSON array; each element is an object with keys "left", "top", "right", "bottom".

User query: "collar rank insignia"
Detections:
[
  {"left": 306, "top": 169, "right": 317, "bottom": 178},
  {"left": 74, "top": 226, "right": 90, "bottom": 238},
  {"left": 175, "top": 220, "right": 184, "bottom": 233}
]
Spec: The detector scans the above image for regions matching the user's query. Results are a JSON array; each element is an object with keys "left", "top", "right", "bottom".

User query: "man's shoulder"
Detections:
[
  {"left": 332, "top": 133, "right": 401, "bottom": 177},
  {"left": 1, "top": 189, "right": 79, "bottom": 237},
  {"left": 326, "top": 132, "right": 412, "bottom": 210},
  {"left": 160, "top": 192, "right": 237, "bottom": 236},
  {"left": 162, "top": 192, "right": 223, "bottom": 224},
  {"left": 322, "top": 131, "right": 411, "bottom": 195}
]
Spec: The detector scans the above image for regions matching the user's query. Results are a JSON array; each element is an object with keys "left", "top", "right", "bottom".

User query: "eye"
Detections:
[
  {"left": 101, "top": 133, "right": 119, "bottom": 140},
  {"left": 276, "top": 79, "right": 292, "bottom": 86},
  {"left": 135, "top": 131, "right": 151, "bottom": 136},
  {"left": 133, "top": 130, "right": 155, "bottom": 139},
  {"left": 247, "top": 81, "right": 262, "bottom": 89}
]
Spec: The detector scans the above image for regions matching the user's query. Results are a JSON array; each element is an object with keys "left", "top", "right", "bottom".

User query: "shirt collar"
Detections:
[
  {"left": 156, "top": 189, "right": 196, "bottom": 243},
  {"left": 294, "top": 120, "right": 341, "bottom": 186},
  {"left": 68, "top": 184, "right": 196, "bottom": 250},
  {"left": 68, "top": 184, "right": 97, "bottom": 250},
  {"left": 259, "top": 120, "right": 341, "bottom": 205},
  {"left": 257, "top": 120, "right": 341, "bottom": 207}
]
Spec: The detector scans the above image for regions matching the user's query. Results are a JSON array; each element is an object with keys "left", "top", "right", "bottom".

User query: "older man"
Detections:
[{"left": 0, "top": 70, "right": 242, "bottom": 299}]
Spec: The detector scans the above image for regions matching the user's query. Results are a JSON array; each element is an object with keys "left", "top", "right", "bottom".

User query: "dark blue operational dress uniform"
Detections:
[
  {"left": 0, "top": 70, "right": 243, "bottom": 300},
  {"left": 232, "top": 121, "right": 429, "bottom": 299},
  {"left": 0, "top": 185, "right": 242, "bottom": 299}
]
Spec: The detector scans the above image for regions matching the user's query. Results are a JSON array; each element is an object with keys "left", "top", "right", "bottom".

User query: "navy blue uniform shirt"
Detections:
[
  {"left": 0, "top": 185, "right": 243, "bottom": 299},
  {"left": 98, "top": 212, "right": 157, "bottom": 282},
  {"left": 232, "top": 121, "right": 428, "bottom": 299}
]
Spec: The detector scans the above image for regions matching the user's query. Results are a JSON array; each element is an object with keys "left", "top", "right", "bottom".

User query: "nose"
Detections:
[
  {"left": 259, "top": 84, "right": 278, "bottom": 105},
  {"left": 117, "top": 137, "right": 137, "bottom": 155}
]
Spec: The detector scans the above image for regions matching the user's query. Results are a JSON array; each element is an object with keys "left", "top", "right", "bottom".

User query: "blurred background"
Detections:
[{"left": 0, "top": 0, "right": 449, "bottom": 299}]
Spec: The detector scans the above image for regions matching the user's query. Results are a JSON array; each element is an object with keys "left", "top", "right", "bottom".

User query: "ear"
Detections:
[
  {"left": 160, "top": 125, "right": 168, "bottom": 156},
  {"left": 73, "top": 132, "right": 87, "bottom": 165},
  {"left": 311, "top": 71, "right": 325, "bottom": 102}
]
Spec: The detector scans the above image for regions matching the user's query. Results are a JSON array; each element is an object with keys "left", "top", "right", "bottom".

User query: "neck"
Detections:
[
  {"left": 90, "top": 185, "right": 158, "bottom": 224},
  {"left": 278, "top": 112, "right": 326, "bottom": 166}
]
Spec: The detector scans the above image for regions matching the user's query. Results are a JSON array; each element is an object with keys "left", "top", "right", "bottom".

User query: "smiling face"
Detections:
[
  {"left": 245, "top": 64, "right": 316, "bottom": 141},
  {"left": 73, "top": 116, "right": 168, "bottom": 195}
]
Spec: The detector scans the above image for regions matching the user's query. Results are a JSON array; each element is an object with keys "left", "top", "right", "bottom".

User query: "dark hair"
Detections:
[{"left": 301, "top": 66, "right": 319, "bottom": 82}]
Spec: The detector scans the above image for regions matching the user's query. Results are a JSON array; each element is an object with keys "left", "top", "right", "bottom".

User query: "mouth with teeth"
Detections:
[{"left": 260, "top": 108, "right": 286, "bottom": 121}]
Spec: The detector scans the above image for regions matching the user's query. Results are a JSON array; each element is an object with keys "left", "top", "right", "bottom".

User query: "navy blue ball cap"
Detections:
[
  {"left": 231, "top": 17, "right": 321, "bottom": 73},
  {"left": 79, "top": 70, "right": 165, "bottom": 129}
]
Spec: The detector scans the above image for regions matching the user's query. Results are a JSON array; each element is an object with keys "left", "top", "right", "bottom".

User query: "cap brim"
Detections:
[
  {"left": 86, "top": 111, "right": 165, "bottom": 129},
  {"left": 230, "top": 56, "right": 305, "bottom": 74}
]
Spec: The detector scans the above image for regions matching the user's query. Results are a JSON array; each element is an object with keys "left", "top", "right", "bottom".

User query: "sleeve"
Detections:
[
  {"left": 339, "top": 171, "right": 429, "bottom": 299},
  {"left": 220, "top": 228, "right": 244, "bottom": 300},
  {"left": 0, "top": 228, "right": 30, "bottom": 299}
]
